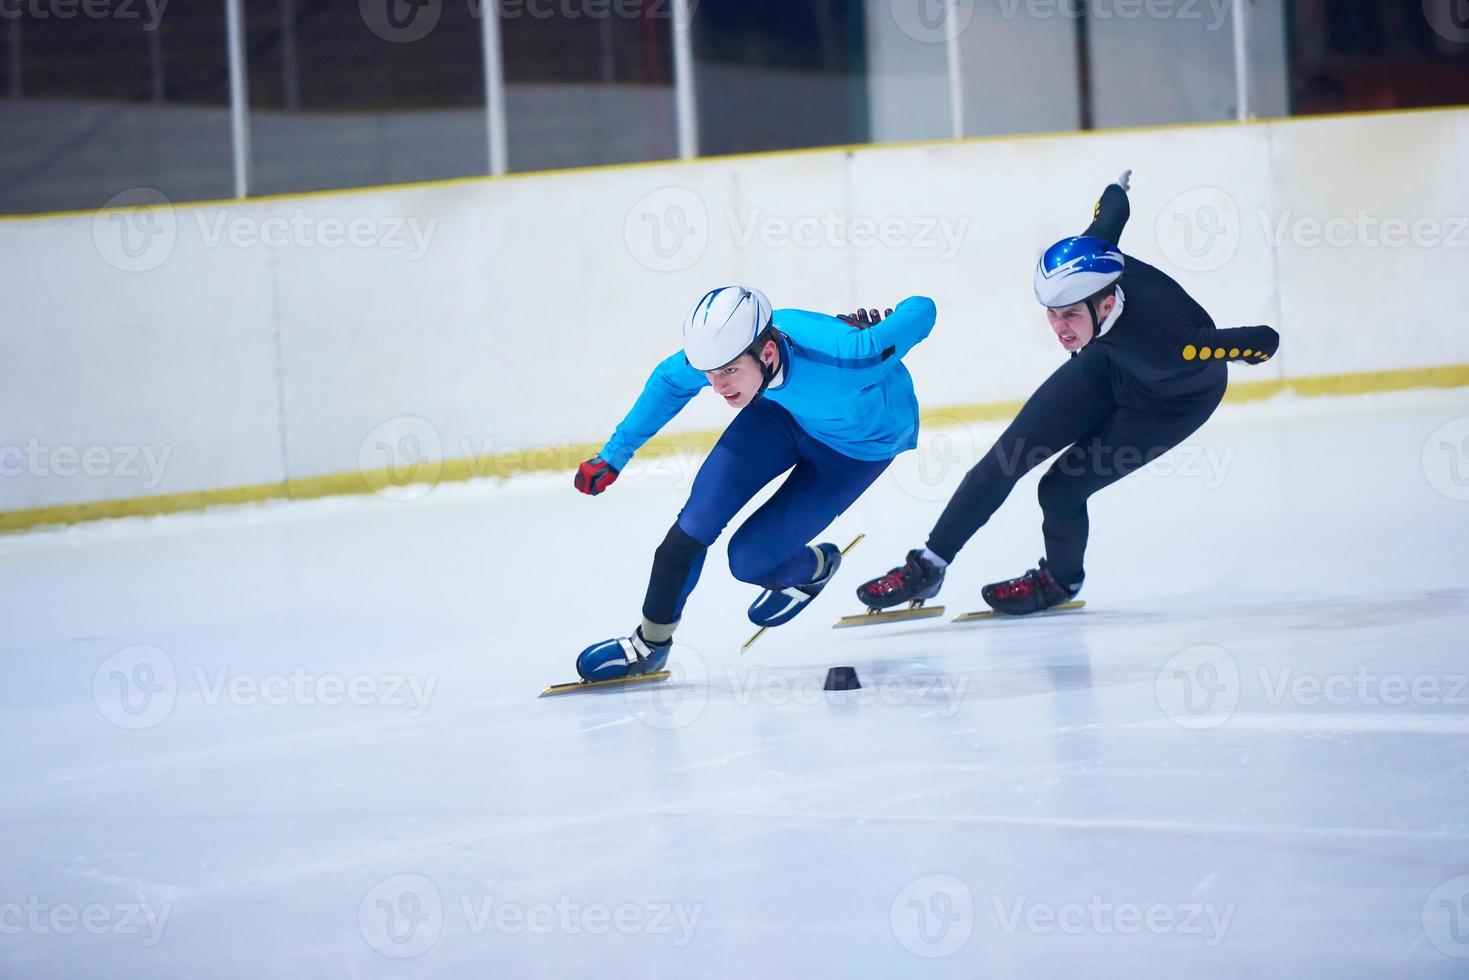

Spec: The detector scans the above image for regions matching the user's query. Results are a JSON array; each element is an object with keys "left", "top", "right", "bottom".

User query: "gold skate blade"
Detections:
[
  {"left": 540, "top": 671, "right": 671, "bottom": 698},
  {"left": 833, "top": 605, "right": 947, "bottom": 629},
  {"left": 952, "top": 600, "right": 1086, "bottom": 623}
]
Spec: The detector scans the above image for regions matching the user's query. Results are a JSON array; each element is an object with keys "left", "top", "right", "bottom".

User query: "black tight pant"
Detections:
[{"left": 926, "top": 351, "right": 1224, "bottom": 584}]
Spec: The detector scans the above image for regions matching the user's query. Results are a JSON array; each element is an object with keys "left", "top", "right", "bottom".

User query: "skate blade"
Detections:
[
  {"left": 952, "top": 600, "right": 1086, "bottom": 623},
  {"left": 539, "top": 671, "right": 671, "bottom": 698},
  {"left": 833, "top": 604, "right": 947, "bottom": 629}
]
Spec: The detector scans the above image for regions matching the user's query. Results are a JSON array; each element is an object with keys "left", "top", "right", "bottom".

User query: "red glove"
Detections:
[
  {"left": 575, "top": 456, "right": 619, "bottom": 496},
  {"left": 837, "top": 307, "right": 893, "bottom": 328}
]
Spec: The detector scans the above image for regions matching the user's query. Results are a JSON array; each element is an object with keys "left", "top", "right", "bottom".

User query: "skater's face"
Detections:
[
  {"left": 706, "top": 340, "right": 779, "bottom": 409},
  {"left": 1046, "top": 295, "right": 1115, "bottom": 352}
]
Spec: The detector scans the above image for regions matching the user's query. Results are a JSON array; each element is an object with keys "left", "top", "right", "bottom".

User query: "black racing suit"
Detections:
[{"left": 926, "top": 183, "right": 1280, "bottom": 587}]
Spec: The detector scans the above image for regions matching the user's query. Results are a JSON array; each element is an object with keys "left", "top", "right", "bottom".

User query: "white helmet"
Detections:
[{"left": 682, "top": 286, "right": 773, "bottom": 371}]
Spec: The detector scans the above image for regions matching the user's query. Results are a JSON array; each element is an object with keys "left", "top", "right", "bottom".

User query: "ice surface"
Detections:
[{"left": 2, "top": 388, "right": 1469, "bottom": 979}]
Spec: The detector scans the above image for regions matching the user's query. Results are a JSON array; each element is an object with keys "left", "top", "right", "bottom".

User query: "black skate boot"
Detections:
[
  {"left": 856, "top": 549, "right": 946, "bottom": 611},
  {"left": 981, "top": 558, "right": 1080, "bottom": 615}
]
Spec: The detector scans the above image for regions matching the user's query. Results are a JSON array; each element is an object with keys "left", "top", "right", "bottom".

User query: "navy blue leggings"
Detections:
[
  {"left": 642, "top": 399, "right": 890, "bottom": 627},
  {"left": 926, "top": 350, "right": 1225, "bottom": 584}
]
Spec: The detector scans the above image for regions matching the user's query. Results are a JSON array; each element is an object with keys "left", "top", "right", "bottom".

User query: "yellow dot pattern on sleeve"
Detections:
[{"left": 1182, "top": 345, "right": 1197, "bottom": 361}]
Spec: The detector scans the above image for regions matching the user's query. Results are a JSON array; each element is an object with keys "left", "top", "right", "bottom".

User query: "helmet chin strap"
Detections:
[
  {"left": 1082, "top": 289, "right": 1117, "bottom": 348},
  {"left": 749, "top": 331, "right": 781, "bottom": 399}
]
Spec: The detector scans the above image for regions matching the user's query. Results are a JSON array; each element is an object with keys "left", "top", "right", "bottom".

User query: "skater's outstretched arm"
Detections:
[
  {"left": 1107, "top": 309, "right": 1281, "bottom": 385},
  {"left": 598, "top": 352, "right": 710, "bottom": 471},
  {"left": 1083, "top": 173, "right": 1132, "bottom": 245},
  {"left": 816, "top": 295, "right": 937, "bottom": 377},
  {"left": 1177, "top": 320, "right": 1280, "bottom": 364}
]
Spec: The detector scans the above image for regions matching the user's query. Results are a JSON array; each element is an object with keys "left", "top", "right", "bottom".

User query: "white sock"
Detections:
[
  {"left": 920, "top": 547, "right": 949, "bottom": 569},
  {"left": 639, "top": 618, "right": 677, "bottom": 645}
]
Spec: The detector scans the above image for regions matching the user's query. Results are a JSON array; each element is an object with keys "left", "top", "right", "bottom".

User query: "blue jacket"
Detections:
[{"left": 599, "top": 296, "right": 937, "bottom": 469}]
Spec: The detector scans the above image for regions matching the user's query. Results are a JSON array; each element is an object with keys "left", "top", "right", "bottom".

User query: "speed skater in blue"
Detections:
[
  {"left": 557, "top": 286, "right": 938, "bottom": 691},
  {"left": 853, "top": 170, "right": 1280, "bottom": 622}
]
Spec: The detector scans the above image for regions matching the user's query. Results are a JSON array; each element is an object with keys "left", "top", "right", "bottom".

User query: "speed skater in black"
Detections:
[{"left": 857, "top": 170, "right": 1280, "bottom": 616}]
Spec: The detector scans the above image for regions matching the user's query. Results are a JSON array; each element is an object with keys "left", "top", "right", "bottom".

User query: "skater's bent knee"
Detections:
[
  {"left": 1037, "top": 469, "right": 1086, "bottom": 514},
  {"left": 726, "top": 527, "right": 779, "bottom": 585},
  {"left": 655, "top": 522, "right": 706, "bottom": 565},
  {"left": 969, "top": 438, "right": 1038, "bottom": 487}
]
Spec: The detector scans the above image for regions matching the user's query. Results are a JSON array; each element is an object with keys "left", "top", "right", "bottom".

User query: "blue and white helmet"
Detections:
[
  {"left": 682, "top": 286, "right": 773, "bottom": 371},
  {"left": 1033, "top": 236, "right": 1125, "bottom": 308}
]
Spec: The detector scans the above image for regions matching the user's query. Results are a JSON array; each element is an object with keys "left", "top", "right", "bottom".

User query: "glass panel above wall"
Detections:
[
  {"left": 956, "top": 1, "right": 1081, "bottom": 137},
  {"left": 1086, "top": 0, "right": 1249, "bottom": 128},
  {"left": 862, "top": 0, "right": 953, "bottom": 144},
  {"left": 0, "top": 2, "right": 233, "bottom": 215},
  {"left": 242, "top": 0, "right": 489, "bottom": 198},
  {"left": 499, "top": 0, "right": 677, "bottom": 173},
  {"left": 692, "top": 0, "right": 870, "bottom": 157},
  {"left": 1289, "top": 0, "right": 1469, "bottom": 116}
]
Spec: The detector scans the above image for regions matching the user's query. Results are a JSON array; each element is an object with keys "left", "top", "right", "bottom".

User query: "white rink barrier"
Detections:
[{"left": 2, "top": 107, "right": 1467, "bottom": 528}]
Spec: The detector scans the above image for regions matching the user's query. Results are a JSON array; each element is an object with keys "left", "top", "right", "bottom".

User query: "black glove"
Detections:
[
  {"left": 1183, "top": 326, "right": 1279, "bottom": 365},
  {"left": 574, "top": 456, "right": 619, "bottom": 496},
  {"left": 1231, "top": 325, "right": 1279, "bottom": 364},
  {"left": 837, "top": 307, "right": 893, "bottom": 329}
]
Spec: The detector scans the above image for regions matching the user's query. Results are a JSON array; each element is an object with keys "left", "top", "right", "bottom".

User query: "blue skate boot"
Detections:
[
  {"left": 747, "top": 542, "right": 843, "bottom": 628},
  {"left": 575, "top": 626, "right": 672, "bottom": 682}
]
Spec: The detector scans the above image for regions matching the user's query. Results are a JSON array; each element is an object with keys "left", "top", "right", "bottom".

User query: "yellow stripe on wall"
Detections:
[{"left": 3, "top": 362, "right": 1468, "bottom": 534}]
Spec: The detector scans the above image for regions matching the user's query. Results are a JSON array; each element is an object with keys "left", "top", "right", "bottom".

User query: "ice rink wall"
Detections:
[{"left": 3, "top": 107, "right": 1468, "bottom": 530}]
